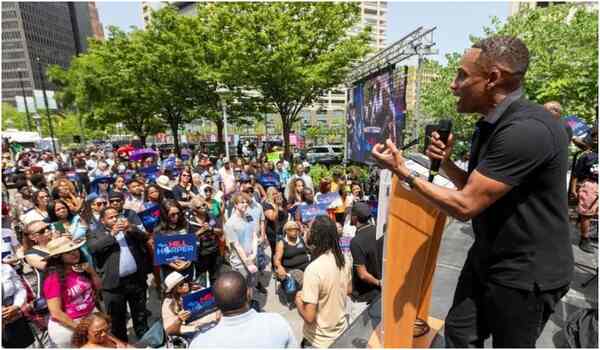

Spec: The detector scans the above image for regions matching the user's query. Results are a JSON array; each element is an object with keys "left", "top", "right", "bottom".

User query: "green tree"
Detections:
[
  {"left": 1, "top": 103, "right": 30, "bottom": 130},
  {"left": 419, "top": 3, "right": 598, "bottom": 158},
  {"left": 197, "top": 2, "right": 372, "bottom": 159},
  {"left": 48, "top": 27, "right": 167, "bottom": 147},
  {"left": 485, "top": 4, "right": 598, "bottom": 123}
]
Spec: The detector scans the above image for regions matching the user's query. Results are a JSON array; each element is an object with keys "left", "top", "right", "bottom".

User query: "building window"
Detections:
[
  {"left": 2, "top": 51, "right": 25, "bottom": 60},
  {"left": 364, "top": 8, "right": 378, "bottom": 15}
]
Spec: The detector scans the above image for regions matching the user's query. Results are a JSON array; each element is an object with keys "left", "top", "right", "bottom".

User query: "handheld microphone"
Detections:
[{"left": 428, "top": 119, "right": 452, "bottom": 182}]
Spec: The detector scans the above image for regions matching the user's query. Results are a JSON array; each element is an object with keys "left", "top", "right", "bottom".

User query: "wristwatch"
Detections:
[{"left": 405, "top": 170, "right": 421, "bottom": 189}]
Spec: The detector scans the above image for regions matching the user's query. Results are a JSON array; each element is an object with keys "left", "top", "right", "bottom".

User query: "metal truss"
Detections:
[{"left": 347, "top": 26, "right": 438, "bottom": 84}]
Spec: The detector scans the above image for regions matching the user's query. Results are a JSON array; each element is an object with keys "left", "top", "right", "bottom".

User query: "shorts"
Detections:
[{"left": 577, "top": 179, "right": 598, "bottom": 217}]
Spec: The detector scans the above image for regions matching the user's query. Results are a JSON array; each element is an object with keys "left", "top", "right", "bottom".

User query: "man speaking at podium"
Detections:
[{"left": 372, "top": 36, "right": 573, "bottom": 347}]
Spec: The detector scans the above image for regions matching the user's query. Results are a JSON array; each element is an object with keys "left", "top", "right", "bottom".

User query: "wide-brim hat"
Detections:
[
  {"left": 42, "top": 236, "right": 86, "bottom": 260},
  {"left": 164, "top": 271, "right": 187, "bottom": 293},
  {"left": 156, "top": 175, "right": 172, "bottom": 191},
  {"left": 283, "top": 221, "right": 301, "bottom": 233}
]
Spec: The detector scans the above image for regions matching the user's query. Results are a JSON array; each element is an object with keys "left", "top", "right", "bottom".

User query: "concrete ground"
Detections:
[{"left": 132, "top": 217, "right": 597, "bottom": 348}]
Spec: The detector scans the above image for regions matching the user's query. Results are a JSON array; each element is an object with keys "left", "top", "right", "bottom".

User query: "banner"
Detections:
[
  {"left": 139, "top": 204, "right": 161, "bottom": 232},
  {"left": 316, "top": 192, "right": 340, "bottom": 207},
  {"left": 154, "top": 233, "right": 198, "bottom": 265},
  {"left": 298, "top": 203, "right": 329, "bottom": 224},
  {"left": 182, "top": 287, "right": 217, "bottom": 321}
]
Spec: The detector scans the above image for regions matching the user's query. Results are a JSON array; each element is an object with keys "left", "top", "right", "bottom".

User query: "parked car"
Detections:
[{"left": 305, "top": 145, "right": 344, "bottom": 165}]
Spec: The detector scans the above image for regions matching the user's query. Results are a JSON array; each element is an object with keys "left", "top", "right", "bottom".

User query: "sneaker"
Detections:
[{"left": 579, "top": 237, "right": 595, "bottom": 254}]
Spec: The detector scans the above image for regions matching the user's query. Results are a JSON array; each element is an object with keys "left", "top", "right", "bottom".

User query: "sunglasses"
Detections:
[
  {"left": 94, "top": 201, "right": 107, "bottom": 206},
  {"left": 30, "top": 227, "right": 49, "bottom": 236}
]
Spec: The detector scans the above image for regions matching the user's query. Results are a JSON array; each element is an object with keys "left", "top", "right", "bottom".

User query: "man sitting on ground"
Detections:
[{"left": 189, "top": 271, "right": 297, "bottom": 348}]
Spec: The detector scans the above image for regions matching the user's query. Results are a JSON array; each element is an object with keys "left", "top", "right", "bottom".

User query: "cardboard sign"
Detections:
[
  {"left": 182, "top": 287, "right": 217, "bottom": 321},
  {"left": 298, "top": 203, "right": 329, "bottom": 224},
  {"left": 154, "top": 233, "right": 198, "bottom": 266},
  {"left": 139, "top": 204, "right": 161, "bottom": 231},
  {"left": 316, "top": 192, "right": 341, "bottom": 207},
  {"left": 339, "top": 236, "right": 352, "bottom": 254}
]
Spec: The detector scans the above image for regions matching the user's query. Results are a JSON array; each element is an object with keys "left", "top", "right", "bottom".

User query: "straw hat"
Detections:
[
  {"left": 164, "top": 271, "right": 187, "bottom": 293},
  {"left": 156, "top": 175, "right": 172, "bottom": 191},
  {"left": 42, "top": 236, "right": 86, "bottom": 260},
  {"left": 283, "top": 221, "right": 301, "bottom": 233}
]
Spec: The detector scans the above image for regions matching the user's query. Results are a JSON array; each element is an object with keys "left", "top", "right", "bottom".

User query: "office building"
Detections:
[{"left": 1, "top": 1, "right": 102, "bottom": 106}]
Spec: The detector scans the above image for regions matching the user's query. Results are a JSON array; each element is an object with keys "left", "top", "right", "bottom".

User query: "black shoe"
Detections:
[
  {"left": 579, "top": 237, "right": 595, "bottom": 254},
  {"left": 256, "top": 283, "right": 268, "bottom": 294}
]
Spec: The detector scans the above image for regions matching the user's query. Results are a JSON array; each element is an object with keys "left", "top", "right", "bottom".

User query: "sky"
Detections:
[{"left": 96, "top": 1, "right": 509, "bottom": 64}]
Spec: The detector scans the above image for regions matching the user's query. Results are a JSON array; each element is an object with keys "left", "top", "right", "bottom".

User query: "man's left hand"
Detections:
[
  {"left": 295, "top": 291, "right": 303, "bottom": 307},
  {"left": 371, "top": 139, "right": 410, "bottom": 179}
]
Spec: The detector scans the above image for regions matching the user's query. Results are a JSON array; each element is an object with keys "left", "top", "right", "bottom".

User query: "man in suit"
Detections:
[
  {"left": 88, "top": 207, "right": 150, "bottom": 342},
  {"left": 372, "top": 36, "right": 573, "bottom": 347}
]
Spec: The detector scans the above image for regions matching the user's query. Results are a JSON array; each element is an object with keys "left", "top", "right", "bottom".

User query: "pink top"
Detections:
[{"left": 43, "top": 270, "right": 95, "bottom": 320}]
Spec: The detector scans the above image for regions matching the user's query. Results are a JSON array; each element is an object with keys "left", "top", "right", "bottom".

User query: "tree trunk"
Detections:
[
  {"left": 170, "top": 120, "right": 180, "bottom": 157},
  {"left": 215, "top": 118, "right": 225, "bottom": 154},
  {"left": 139, "top": 134, "right": 147, "bottom": 147},
  {"left": 281, "top": 115, "right": 291, "bottom": 162}
]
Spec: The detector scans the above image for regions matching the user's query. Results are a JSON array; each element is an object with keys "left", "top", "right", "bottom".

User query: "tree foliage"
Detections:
[
  {"left": 419, "top": 3, "right": 598, "bottom": 158},
  {"left": 197, "top": 2, "right": 372, "bottom": 159},
  {"left": 485, "top": 3, "right": 598, "bottom": 123}
]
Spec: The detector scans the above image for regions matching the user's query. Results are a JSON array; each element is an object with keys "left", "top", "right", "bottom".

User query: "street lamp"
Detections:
[
  {"left": 216, "top": 87, "right": 230, "bottom": 160},
  {"left": 17, "top": 69, "right": 33, "bottom": 131},
  {"left": 35, "top": 57, "right": 57, "bottom": 155}
]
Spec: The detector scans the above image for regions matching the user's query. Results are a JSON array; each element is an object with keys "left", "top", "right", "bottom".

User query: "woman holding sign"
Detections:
[
  {"left": 156, "top": 200, "right": 196, "bottom": 280},
  {"left": 161, "top": 272, "right": 219, "bottom": 339}
]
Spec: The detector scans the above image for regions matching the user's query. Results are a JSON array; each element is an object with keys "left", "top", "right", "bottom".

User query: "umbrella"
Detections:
[
  {"left": 116, "top": 144, "right": 135, "bottom": 155},
  {"left": 129, "top": 148, "right": 159, "bottom": 162}
]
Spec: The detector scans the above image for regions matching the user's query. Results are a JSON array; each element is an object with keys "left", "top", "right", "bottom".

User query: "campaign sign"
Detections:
[
  {"left": 258, "top": 173, "right": 280, "bottom": 189},
  {"left": 154, "top": 233, "right": 198, "bottom": 266},
  {"left": 299, "top": 203, "right": 329, "bottom": 224},
  {"left": 139, "top": 165, "right": 159, "bottom": 183},
  {"left": 316, "top": 192, "right": 341, "bottom": 207},
  {"left": 182, "top": 287, "right": 217, "bottom": 321},
  {"left": 139, "top": 204, "right": 161, "bottom": 231},
  {"left": 339, "top": 236, "right": 352, "bottom": 254},
  {"left": 565, "top": 115, "right": 591, "bottom": 137}
]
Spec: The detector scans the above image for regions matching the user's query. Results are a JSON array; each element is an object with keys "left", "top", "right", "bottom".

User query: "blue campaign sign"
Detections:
[
  {"left": 182, "top": 287, "right": 217, "bottom": 321},
  {"left": 299, "top": 203, "right": 329, "bottom": 224},
  {"left": 316, "top": 192, "right": 340, "bottom": 207},
  {"left": 139, "top": 165, "right": 160, "bottom": 183},
  {"left": 139, "top": 204, "right": 161, "bottom": 231},
  {"left": 154, "top": 233, "right": 198, "bottom": 266},
  {"left": 564, "top": 115, "right": 591, "bottom": 138}
]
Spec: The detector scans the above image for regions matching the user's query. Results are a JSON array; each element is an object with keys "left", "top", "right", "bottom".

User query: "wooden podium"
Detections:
[{"left": 369, "top": 176, "right": 447, "bottom": 348}]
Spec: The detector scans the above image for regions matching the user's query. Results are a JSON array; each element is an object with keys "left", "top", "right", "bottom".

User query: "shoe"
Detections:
[
  {"left": 579, "top": 237, "right": 595, "bottom": 254},
  {"left": 256, "top": 283, "right": 268, "bottom": 294}
]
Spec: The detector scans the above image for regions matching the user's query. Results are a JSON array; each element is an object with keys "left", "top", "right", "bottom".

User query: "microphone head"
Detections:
[{"left": 438, "top": 119, "right": 453, "bottom": 132}]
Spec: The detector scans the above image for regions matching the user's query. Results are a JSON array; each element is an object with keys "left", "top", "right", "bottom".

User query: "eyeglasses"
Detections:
[{"left": 94, "top": 201, "right": 107, "bottom": 207}]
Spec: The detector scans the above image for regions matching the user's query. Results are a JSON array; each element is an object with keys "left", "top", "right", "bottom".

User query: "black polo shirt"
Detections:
[{"left": 468, "top": 98, "right": 573, "bottom": 292}]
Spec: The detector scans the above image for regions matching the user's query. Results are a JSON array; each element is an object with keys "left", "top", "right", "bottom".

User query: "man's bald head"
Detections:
[
  {"left": 214, "top": 271, "right": 249, "bottom": 313},
  {"left": 544, "top": 101, "right": 562, "bottom": 120}
]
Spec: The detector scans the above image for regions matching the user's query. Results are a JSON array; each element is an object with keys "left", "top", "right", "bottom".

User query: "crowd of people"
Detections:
[{"left": 1, "top": 144, "right": 384, "bottom": 348}]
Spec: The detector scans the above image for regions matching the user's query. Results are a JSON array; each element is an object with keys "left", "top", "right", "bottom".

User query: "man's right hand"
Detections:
[{"left": 426, "top": 131, "right": 455, "bottom": 166}]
